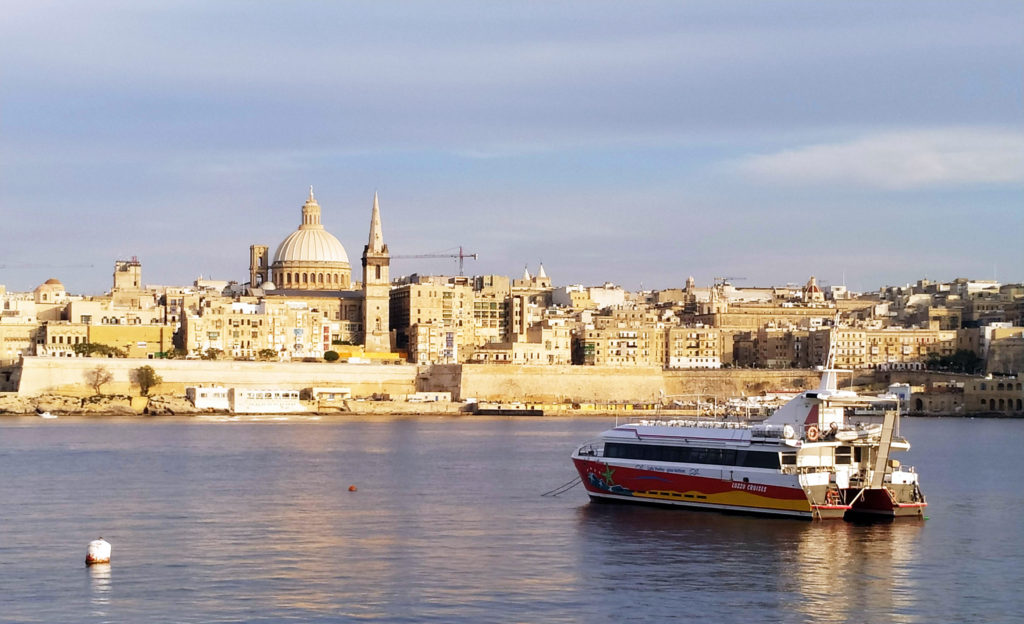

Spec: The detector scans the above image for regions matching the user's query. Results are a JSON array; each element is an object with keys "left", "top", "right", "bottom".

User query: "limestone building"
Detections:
[
  {"left": 250, "top": 188, "right": 353, "bottom": 290},
  {"left": 361, "top": 193, "right": 391, "bottom": 353},
  {"left": 240, "top": 188, "right": 393, "bottom": 356}
]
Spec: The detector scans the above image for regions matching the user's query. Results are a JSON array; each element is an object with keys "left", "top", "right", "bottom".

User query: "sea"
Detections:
[{"left": 0, "top": 415, "right": 1021, "bottom": 624}]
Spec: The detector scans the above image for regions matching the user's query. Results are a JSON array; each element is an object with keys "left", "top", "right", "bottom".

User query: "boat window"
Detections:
[
  {"left": 835, "top": 446, "right": 853, "bottom": 465},
  {"left": 740, "top": 452, "right": 781, "bottom": 469},
  {"left": 600, "top": 443, "right": 779, "bottom": 469}
]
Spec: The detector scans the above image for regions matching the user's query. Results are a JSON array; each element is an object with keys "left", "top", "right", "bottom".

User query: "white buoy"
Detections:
[{"left": 86, "top": 538, "right": 111, "bottom": 565}]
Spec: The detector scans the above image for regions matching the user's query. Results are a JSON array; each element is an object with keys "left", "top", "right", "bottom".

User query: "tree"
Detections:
[
  {"left": 133, "top": 365, "right": 163, "bottom": 396},
  {"left": 73, "top": 342, "right": 127, "bottom": 358},
  {"left": 324, "top": 350, "right": 340, "bottom": 362},
  {"left": 925, "top": 350, "right": 984, "bottom": 374},
  {"left": 257, "top": 348, "right": 278, "bottom": 361},
  {"left": 202, "top": 348, "right": 223, "bottom": 360},
  {"left": 84, "top": 365, "right": 114, "bottom": 396},
  {"left": 164, "top": 347, "right": 188, "bottom": 359}
]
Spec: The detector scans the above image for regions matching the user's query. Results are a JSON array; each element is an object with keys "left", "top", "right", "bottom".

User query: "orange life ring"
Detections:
[{"left": 806, "top": 426, "right": 820, "bottom": 442}]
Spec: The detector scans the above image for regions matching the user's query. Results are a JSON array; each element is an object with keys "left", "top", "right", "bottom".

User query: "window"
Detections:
[{"left": 602, "top": 443, "right": 779, "bottom": 469}]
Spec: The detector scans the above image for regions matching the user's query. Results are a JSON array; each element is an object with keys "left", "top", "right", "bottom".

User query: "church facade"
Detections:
[{"left": 246, "top": 189, "right": 392, "bottom": 354}]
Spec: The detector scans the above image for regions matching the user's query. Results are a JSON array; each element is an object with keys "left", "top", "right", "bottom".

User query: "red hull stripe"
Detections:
[{"left": 574, "top": 457, "right": 811, "bottom": 513}]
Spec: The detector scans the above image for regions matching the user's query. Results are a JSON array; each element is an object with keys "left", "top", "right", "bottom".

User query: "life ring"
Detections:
[{"left": 806, "top": 426, "right": 820, "bottom": 442}]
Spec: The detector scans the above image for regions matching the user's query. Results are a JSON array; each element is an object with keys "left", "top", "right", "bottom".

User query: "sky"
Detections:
[{"left": 1, "top": 1, "right": 1022, "bottom": 295}]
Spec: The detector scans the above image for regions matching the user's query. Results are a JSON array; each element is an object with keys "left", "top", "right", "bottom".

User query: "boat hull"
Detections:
[
  {"left": 846, "top": 484, "right": 927, "bottom": 519},
  {"left": 572, "top": 457, "right": 926, "bottom": 521},
  {"left": 572, "top": 456, "right": 816, "bottom": 519}
]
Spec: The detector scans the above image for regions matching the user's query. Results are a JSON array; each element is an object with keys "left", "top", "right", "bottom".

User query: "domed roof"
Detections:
[
  {"left": 272, "top": 188, "right": 349, "bottom": 265},
  {"left": 43, "top": 278, "right": 63, "bottom": 286},
  {"left": 273, "top": 229, "right": 349, "bottom": 264}
]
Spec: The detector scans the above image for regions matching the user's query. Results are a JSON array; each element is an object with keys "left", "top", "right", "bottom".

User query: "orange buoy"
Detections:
[{"left": 348, "top": 485, "right": 358, "bottom": 492}]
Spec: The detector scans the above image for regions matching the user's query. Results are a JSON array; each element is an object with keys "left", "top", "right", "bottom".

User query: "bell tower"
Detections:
[{"left": 361, "top": 192, "right": 391, "bottom": 352}]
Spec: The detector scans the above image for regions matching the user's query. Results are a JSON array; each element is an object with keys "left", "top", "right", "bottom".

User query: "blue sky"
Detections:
[{"left": 1, "top": 1, "right": 1021, "bottom": 295}]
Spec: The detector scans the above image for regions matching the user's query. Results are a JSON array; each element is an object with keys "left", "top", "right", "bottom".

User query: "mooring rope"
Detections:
[{"left": 541, "top": 476, "right": 582, "bottom": 497}]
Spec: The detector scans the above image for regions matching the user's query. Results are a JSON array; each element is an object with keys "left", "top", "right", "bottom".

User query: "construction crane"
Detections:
[
  {"left": 713, "top": 276, "right": 746, "bottom": 286},
  {"left": 391, "top": 246, "right": 479, "bottom": 276},
  {"left": 0, "top": 262, "right": 95, "bottom": 270}
]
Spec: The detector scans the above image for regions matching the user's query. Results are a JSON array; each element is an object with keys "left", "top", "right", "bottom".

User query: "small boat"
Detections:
[
  {"left": 571, "top": 346, "right": 926, "bottom": 521},
  {"left": 36, "top": 409, "right": 57, "bottom": 419}
]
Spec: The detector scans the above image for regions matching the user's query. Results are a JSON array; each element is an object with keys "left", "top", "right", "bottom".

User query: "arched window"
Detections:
[
  {"left": 318, "top": 273, "right": 324, "bottom": 284},
  {"left": 981, "top": 382, "right": 987, "bottom": 390},
  {"left": 1017, "top": 399, "right": 1022, "bottom": 411},
  {"left": 303, "top": 273, "right": 308, "bottom": 284},
  {"left": 990, "top": 399, "right": 996, "bottom": 410},
  {"left": 998, "top": 383, "right": 1005, "bottom": 391},
  {"left": 999, "top": 399, "right": 1005, "bottom": 410}
]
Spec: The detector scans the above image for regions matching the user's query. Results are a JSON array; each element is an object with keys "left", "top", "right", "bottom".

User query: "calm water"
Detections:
[{"left": 0, "top": 415, "right": 1021, "bottom": 623}]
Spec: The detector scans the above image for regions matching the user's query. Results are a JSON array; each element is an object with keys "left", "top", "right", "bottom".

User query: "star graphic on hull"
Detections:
[{"left": 601, "top": 464, "right": 616, "bottom": 485}]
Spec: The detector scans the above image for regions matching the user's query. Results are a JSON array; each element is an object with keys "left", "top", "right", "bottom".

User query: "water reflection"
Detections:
[
  {"left": 88, "top": 563, "right": 111, "bottom": 614},
  {"left": 575, "top": 504, "right": 924, "bottom": 622},
  {"left": 789, "top": 520, "right": 923, "bottom": 623}
]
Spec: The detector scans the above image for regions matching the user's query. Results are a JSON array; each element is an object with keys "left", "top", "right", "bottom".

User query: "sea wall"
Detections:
[
  {"left": 17, "top": 356, "right": 418, "bottom": 398},
  {"left": 418, "top": 364, "right": 823, "bottom": 403},
  {"left": 18, "top": 356, "right": 827, "bottom": 406}
]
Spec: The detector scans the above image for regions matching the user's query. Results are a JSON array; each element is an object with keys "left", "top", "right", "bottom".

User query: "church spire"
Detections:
[{"left": 368, "top": 191, "right": 385, "bottom": 253}]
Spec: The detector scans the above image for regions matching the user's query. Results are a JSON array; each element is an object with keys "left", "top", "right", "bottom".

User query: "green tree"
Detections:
[
  {"left": 133, "top": 365, "right": 163, "bottom": 396},
  {"left": 202, "top": 348, "right": 223, "bottom": 360},
  {"left": 84, "top": 365, "right": 114, "bottom": 396},
  {"left": 925, "top": 349, "right": 984, "bottom": 374},
  {"left": 73, "top": 342, "right": 127, "bottom": 358},
  {"left": 324, "top": 350, "right": 340, "bottom": 362},
  {"left": 257, "top": 348, "right": 278, "bottom": 361},
  {"left": 164, "top": 347, "right": 188, "bottom": 359}
]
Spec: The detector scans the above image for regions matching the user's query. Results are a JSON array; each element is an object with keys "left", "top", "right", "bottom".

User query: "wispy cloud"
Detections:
[{"left": 733, "top": 128, "right": 1024, "bottom": 190}]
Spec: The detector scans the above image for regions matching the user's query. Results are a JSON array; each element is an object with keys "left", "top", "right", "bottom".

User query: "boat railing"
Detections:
[
  {"left": 576, "top": 443, "right": 603, "bottom": 457},
  {"left": 636, "top": 419, "right": 748, "bottom": 429}
]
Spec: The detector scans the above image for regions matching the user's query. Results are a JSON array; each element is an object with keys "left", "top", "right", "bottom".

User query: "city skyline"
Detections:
[{"left": 2, "top": 1, "right": 1022, "bottom": 294}]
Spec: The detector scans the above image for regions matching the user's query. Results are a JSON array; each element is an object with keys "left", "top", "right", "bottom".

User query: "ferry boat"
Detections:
[{"left": 571, "top": 368, "right": 926, "bottom": 521}]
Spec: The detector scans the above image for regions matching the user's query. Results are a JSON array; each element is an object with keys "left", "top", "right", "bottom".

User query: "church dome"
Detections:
[
  {"left": 269, "top": 188, "right": 353, "bottom": 291},
  {"left": 273, "top": 228, "right": 349, "bottom": 264},
  {"left": 272, "top": 189, "right": 349, "bottom": 265}
]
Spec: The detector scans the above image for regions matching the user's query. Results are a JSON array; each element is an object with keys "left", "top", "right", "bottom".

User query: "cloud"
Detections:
[{"left": 733, "top": 128, "right": 1024, "bottom": 190}]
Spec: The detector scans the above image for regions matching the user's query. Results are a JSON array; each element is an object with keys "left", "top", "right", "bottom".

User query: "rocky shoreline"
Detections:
[
  {"left": 0, "top": 393, "right": 204, "bottom": 416},
  {"left": 0, "top": 393, "right": 466, "bottom": 417}
]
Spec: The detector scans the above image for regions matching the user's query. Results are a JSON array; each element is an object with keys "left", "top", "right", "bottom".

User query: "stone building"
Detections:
[
  {"left": 250, "top": 188, "right": 353, "bottom": 291},
  {"left": 667, "top": 326, "right": 724, "bottom": 369},
  {"left": 242, "top": 189, "right": 393, "bottom": 355},
  {"left": 963, "top": 376, "right": 1024, "bottom": 415},
  {"left": 390, "top": 276, "right": 476, "bottom": 364}
]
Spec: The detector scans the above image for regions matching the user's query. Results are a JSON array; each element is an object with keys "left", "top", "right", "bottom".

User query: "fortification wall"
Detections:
[
  {"left": 17, "top": 356, "right": 418, "bottom": 398},
  {"left": 19, "top": 357, "right": 830, "bottom": 405},
  {"left": 430, "top": 365, "right": 824, "bottom": 403}
]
